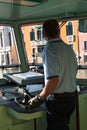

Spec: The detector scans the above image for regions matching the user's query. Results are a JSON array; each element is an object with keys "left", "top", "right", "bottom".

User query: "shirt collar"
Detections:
[{"left": 48, "top": 38, "right": 61, "bottom": 43}]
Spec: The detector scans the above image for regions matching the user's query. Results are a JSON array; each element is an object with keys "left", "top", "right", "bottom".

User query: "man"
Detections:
[{"left": 28, "top": 19, "right": 78, "bottom": 130}]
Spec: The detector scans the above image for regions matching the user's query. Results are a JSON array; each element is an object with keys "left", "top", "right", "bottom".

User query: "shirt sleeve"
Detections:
[{"left": 44, "top": 46, "right": 60, "bottom": 79}]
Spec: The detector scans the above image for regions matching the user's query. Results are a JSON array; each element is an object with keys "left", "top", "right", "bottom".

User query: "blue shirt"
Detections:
[{"left": 42, "top": 38, "right": 78, "bottom": 93}]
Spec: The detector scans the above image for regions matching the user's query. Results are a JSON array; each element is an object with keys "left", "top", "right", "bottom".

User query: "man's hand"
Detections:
[{"left": 28, "top": 95, "right": 44, "bottom": 109}]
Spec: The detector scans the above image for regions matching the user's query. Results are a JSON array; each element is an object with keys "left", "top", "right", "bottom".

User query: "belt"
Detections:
[{"left": 53, "top": 92, "right": 76, "bottom": 98}]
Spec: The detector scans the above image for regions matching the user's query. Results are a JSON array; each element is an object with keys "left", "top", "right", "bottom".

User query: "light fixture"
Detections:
[{"left": 0, "top": 0, "right": 48, "bottom": 6}]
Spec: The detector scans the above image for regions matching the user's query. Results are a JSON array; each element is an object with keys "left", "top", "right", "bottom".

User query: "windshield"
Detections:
[
  {"left": 21, "top": 20, "right": 87, "bottom": 67},
  {"left": 1, "top": 19, "right": 87, "bottom": 79}
]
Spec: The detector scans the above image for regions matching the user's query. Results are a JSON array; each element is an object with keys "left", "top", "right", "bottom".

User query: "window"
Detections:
[
  {"left": 30, "top": 29, "right": 35, "bottom": 41},
  {"left": 66, "top": 22, "right": 74, "bottom": 42},
  {"left": 0, "top": 32, "right": 3, "bottom": 47},
  {"left": 1, "top": 54, "right": 4, "bottom": 65},
  {"left": 84, "top": 55, "right": 87, "bottom": 63},
  {"left": 20, "top": 19, "right": 87, "bottom": 67},
  {"left": 84, "top": 41, "right": 87, "bottom": 50},
  {"left": 38, "top": 46, "right": 45, "bottom": 57},
  {"left": 8, "top": 32, "right": 11, "bottom": 46},
  {"left": 0, "top": 25, "right": 20, "bottom": 78},
  {"left": 32, "top": 48, "right": 36, "bottom": 56},
  {"left": 66, "top": 22, "right": 73, "bottom": 36},
  {"left": 32, "top": 48, "right": 37, "bottom": 63},
  {"left": 6, "top": 52, "right": 10, "bottom": 65},
  {"left": 37, "top": 28, "right": 42, "bottom": 40}
]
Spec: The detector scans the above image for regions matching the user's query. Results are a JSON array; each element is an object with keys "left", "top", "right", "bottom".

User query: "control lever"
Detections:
[{"left": 14, "top": 88, "right": 34, "bottom": 108}]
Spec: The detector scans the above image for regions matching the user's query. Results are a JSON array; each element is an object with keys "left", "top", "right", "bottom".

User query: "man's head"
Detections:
[{"left": 43, "top": 19, "right": 60, "bottom": 39}]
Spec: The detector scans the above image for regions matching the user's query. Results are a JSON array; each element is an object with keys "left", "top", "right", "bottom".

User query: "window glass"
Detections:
[
  {"left": 21, "top": 19, "right": 87, "bottom": 69},
  {"left": 66, "top": 22, "right": 73, "bottom": 35},
  {"left": 0, "top": 25, "right": 20, "bottom": 78},
  {"left": 21, "top": 24, "right": 46, "bottom": 65},
  {"left": 84, "top": 41, "right": 87, "bottom": 50}
]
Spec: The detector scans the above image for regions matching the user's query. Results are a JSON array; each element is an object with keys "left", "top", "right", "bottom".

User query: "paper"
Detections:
[{"left": 26, "top": 84, "right": 43, "bottom": 92}]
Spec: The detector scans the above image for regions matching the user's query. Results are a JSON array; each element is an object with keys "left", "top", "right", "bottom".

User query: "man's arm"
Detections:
[
  {"left": 27, "top": 76, "right": 59, "bottom": 109},
  {"left": 39, "top": 76, "right": 59, "bottom": 100}
]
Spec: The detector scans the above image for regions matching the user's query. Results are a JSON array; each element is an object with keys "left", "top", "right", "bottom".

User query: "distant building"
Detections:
[
  {"left": 22, "top": 21, "right": 81, "bottom": 65},
  {"left": 1, "top": 20, "right": 87, "bottom": 66},
  {"left": 0, "top": 26, "right": 19, "bottom": 65}
]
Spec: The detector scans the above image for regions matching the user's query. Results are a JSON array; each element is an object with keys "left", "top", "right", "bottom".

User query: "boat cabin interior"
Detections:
[{"left": 0, "top": 0, "right": 87, "bottom": 130}]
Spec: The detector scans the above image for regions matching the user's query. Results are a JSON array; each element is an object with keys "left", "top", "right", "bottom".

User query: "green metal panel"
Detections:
[
  {"left": 12, "top": 23, "right": 29, "bottom": 72},
  {"left": 8, "top": 107, "right": 44, "bottom": 120},
  {"left": 36, "top": 111, "right": 47, "bottom": 130},
  {"left": 8, "top": 121, "right": 34, "bottom": 130},
  {"left": 70, "top": 109, "right": 77, "bottom": 130},
  {"left": 0, "top": 106, "right": 34, "bottom": 130},
  {"left": 70, "top": 92, "right": 87, "bottom": 130},
  {"left": 78, "top": 93, "right": 87, "bottom": 130},
  {"left": 0, "top": 121, "right": 34, "bottom": 130},
  {"left": 0, "top": 105, "right": 46, "bottom": 130}
]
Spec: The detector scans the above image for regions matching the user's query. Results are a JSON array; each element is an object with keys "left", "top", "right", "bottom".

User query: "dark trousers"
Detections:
[{"left": 46, "top": 93, "right": 76, "bottom": 130}]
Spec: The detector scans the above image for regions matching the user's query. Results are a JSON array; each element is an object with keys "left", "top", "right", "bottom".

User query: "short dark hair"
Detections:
[{"left": 43, "top": 19, "right": 60, "bottom": 37}]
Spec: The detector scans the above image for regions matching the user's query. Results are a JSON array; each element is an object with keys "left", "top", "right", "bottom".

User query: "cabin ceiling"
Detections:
[{"left": 0, "top": 0, "right": 87, "bottom": 22}]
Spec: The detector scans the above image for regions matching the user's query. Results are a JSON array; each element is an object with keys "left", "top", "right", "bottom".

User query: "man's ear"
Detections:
[
  {"left": 42, "top": 30, "right": 46, "bottom": 38},
  {"left": 42, "top": 30, "right": 48, "bottom": 40}
]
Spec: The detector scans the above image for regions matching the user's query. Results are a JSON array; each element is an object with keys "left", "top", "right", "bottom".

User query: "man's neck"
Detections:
[{"left": 47, "top": 35, "right": 59, "bottom": 40}]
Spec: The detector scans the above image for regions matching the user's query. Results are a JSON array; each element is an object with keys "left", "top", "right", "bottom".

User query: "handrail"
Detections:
[
  {"left": 0, "top": 63, "right": 43, "bottom": 69},
  {"left": 0, "top": 64, "right": 21, "bottom": 69}
]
